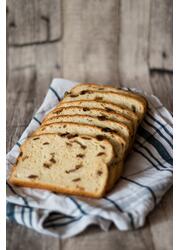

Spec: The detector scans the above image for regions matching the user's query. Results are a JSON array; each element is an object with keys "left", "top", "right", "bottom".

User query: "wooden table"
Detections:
[{"left": 7, "top": 1, "right": 173, "bottom": 249}]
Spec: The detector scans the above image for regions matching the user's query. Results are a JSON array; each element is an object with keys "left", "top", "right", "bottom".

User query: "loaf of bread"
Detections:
[
  {"left": 9, "top": 134, "right": 114, "bottom": 198},
  {"left": 8, "top": 83, "right": 147, "bottom": 198}
]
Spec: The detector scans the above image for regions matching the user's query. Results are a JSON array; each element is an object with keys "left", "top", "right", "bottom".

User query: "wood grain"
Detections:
[
  {"left": 7, "top": 67, "right": 37, "bottom": 127},
  {"left": 148, "top": 188, "right": 173, "bottom": 250},
  {"left": 62, "top": 0, "right": 120, "bottom": 84},
  {"left": 62, "top": 224, "right": 155, "bottom": 250},
  {"left": 6, "top": 222, "right": 61, "bottom": 250},
  {"left": 7, "top": 0, "right": 62, "bottom": 46},
  {"left": 6, "top": 0, "right": 173, "bottom": 249},
  {"left": 150, "top": 70, "right": 173, "bottom": 112},
  {"left": 149, "top": 0, "right": 173, "bottom": 71},
  {"left": 118, "top": 0, "right": 152, "bottom": 92}
]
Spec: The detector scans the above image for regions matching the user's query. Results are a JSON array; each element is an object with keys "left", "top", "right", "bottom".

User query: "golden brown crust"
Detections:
[{"left": 8, "top": 177, "right": 106, "bottom": 198}]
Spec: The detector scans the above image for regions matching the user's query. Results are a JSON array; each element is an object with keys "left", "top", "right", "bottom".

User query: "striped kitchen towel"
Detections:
[{"left": 6, "top": 79, "right": 173, "bottom": 239}]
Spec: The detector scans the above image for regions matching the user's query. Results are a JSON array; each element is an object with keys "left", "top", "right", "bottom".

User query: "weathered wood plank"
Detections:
[
  {"left": 7, "top": 65, "right": 36, "bottom": 93},
  {"left": 150, "top": 70, "right": 173, "bottom": 112},
  {"left": 8, "top": 46, "right": 36, "bottom": 72},
  {"left": 149, "top": 0, "right": 173, "bottom": 70},
  {"left": 6, "top": 126, "right": 26, "bottom": 152},
  {"left": 6, "top": 67, "right": 37, "bottom": 127},
  {"left": 148, "top": 188, "right": 173, "bottom": 250},
  {"left": 8, "top": 43, "right": 62, "bottom": 83},
  {"left": 34, "top": 42, "right": 63, "bottom": 108},
  {"left": 7, "top": 44, "right": 62, "bottom": 113},
  {"left": 62, "top": 224, "right": 155, "bottom": 250},
  {"left": 7, "top": 0, "right": 62, "bottom": 46},
  {"left": 6, "top": 221, "right": 61, "bottom": 250},
  {"left": 6, "top": 90, "right": 35, "bottom": 127},
  {"left": 62, "top": 0, "right": 120, "bottom": 84},
  {"left": 118, "top": 0, "right": 152, "bottom": 93}
]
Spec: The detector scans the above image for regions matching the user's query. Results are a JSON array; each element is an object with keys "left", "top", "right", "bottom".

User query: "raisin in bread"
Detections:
[
  {"left": 43, "top": 106, "right": 133, "bottom": 135},
  {"left": 42, "top": 114, "right": 131, "bottom": 150},
  {"left": 8, "top": 134, "right": 114, "bottom": 198},
  {"left": 57, "top": 100, "right": 138, "bottom": 130},
  {"left": 33, "top": 122, "right": 126, "bottom": 190},
  {"left": 62, "top": 88, "right": 147, "bottom": 121}
]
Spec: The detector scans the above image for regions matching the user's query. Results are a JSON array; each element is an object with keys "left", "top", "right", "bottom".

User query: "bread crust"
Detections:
[{"left": 8, "top": 178, "right": 107, "bottom": 198}]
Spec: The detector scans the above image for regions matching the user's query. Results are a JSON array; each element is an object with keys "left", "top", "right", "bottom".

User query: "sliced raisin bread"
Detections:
[
  {"left": 33, "top": 122, "right": 127, "bottom": 190},
  {"left": 9, "top": 134, "right": 114, "bottom": 198},
  {"left": 62, "top": 89, "right": 147, "bottom": 121},
  {"left": 9, "top": 84, "right": 147, "bottom": 197},
  {"left": 43, "top": 106, "right": 133, "bottom": 135},
  {"left": 69, "top": 83, "right": 147, "bottom": 110},
  {"left": 57, "top": 100, "right": 138, "bottom": 130},
  {"left": 42, "top": 115, "right": 131, "bottom": 150}
]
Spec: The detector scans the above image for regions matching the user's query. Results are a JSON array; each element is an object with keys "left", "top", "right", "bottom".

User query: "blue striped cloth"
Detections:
[{"left": 6, "top": 79, "right": 173, "bottom": 239}]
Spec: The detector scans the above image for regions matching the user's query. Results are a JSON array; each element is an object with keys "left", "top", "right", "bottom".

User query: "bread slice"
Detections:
[
  {"left": 33, "top": 122, "right": 126, "bottom": 190},
  {"left": 57, "top": 100, "right": 138, "bottom": 130},
  {"left": 62, "top": 88, "right": 147, "bottom": 121},
  {"left": 34, "top": 122, "right": 126, "bottom": 161},
  {"left": 42, "top": 115, "right": 131, "bottom": 150},
  {"left": 8, "top": 134, "right": 114, "bottom": 198},
  {"left": 43, "top": 106, "right": 133, "bottom": 136},
  {"left": 70, "top": 83, "right": 147, "bottom": 109}
]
